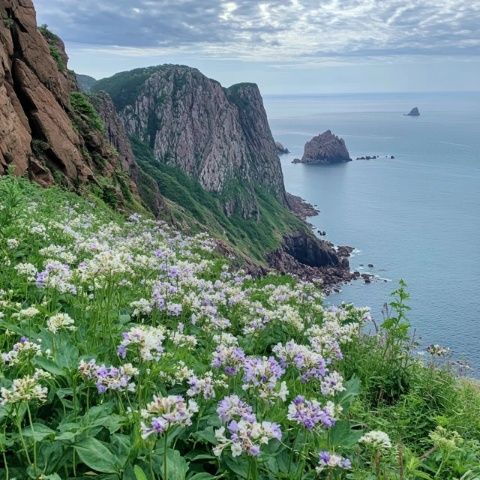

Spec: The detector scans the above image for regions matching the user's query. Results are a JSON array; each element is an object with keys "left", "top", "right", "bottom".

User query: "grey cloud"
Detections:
[{"left": 35, "top": 0, "right": 480, "bottom": 59}]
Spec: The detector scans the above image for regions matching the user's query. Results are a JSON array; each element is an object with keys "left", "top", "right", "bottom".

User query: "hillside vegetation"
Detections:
[{"left": 0, "top": 176, "right": 479, "bottom": 480}]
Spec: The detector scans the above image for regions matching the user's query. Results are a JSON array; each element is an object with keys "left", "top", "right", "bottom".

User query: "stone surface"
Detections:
[
  {"left": 296, "top": 130, "right": 351, "bottom": 165},
  {"left": 406, "top": 107, "right": 420, "bottom": 116},
  {"left": 0, "top": 0, "right": 144, "bottom": 198},
  {"left": 100, "top": 66, "right": 286, "bottom": 217},
  {"left": 286, "top": 193, "right": 319, "bottom": 219}
]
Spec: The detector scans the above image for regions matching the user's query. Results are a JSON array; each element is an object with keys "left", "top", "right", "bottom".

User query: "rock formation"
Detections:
[
  {"left": 406, "top": 107, "right": 420, "bottom": 116},
  {"left": 294, "top": 130, "right": 351, "bottom": 165},
  {"left": 275, "top": 141, "right": 289, "bottom": 155},
  {"left": 94, "top": 66, "right": 287, "bottom": 218},
  {"left": 0, "top": 0, "right": 142, "bottom": 203}
]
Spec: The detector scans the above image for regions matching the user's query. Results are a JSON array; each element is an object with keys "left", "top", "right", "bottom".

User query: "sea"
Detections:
[{"left": 264, "top": 91, "right": 480, "bottom": 374}]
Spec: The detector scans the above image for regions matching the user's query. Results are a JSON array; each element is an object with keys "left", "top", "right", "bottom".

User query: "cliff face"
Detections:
[
  {"left": 0, "top": 0, "right": 141, "bottom": 199},
  {"left": 294, "top": 130, "right": 351, "bottom": 165},
  {"left": 95, "top": 65, "right": 286, "bottom": 218}
]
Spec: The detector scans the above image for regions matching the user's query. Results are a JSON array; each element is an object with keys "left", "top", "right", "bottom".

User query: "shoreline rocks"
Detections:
[
  {"left": 355, "top": 154, "right": 395, "bottom": 160},
  {"left": 286, "top": 193, "right": 319, "bottom": 219},
  {"left": 293, "top": 130, "right": 352, "bottom": 165}
]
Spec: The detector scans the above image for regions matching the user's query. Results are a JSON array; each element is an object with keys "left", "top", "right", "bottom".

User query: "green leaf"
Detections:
[
  {"left": 134, "top": 465, "right": 148, "bottom": 480},
  {"left": 74, "top": 437, "right": 119, "bottom": 474},
  {"left": 192, "top": 426, "right": 217, "bottom": 445},
  {"left": 328, "top": 420, "right": 363, "bottom": 448},
  {"left": 224, "top": 456, "right": 249, "bottom": 479},
  {"left": 163, "top": 449, "right": 189, "bottom": 480},
  {"left": 22, "top": 423, "right": 55, "bottom": 442},
  {"left": 34, "top": 356, "right": 65, "bottom": 376}
]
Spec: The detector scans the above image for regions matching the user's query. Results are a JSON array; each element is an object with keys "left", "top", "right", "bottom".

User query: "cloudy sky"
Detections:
[{"left": 35, "top": 0, "right": 480, "bottom": 94}]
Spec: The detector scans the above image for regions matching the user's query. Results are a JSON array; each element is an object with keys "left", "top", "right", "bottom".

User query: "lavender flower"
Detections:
[{"left": 287, "top": 396, "right": 339, "bottom": 430}]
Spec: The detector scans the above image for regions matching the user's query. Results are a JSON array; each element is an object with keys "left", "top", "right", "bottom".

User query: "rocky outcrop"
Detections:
[
  {"left": 286, "top": 193, "right": 319, "bottom": 219},
  {"left": 0, "top": 0, "right": 143, "bottom": 202},
  {"left": 294, "top": 130, "right": 351, "bottom": 165},
  {"left": 406, "top": 107, "right": 420, "bottom": 116},
  {"left": 267, "top": 231, "right": 354, "bottom": 292},
  {"left": 95, "top": 66, "right": 286, "bottom": 218},
  {"left": 275, "top": 141, "right": 289, "bottom": 155}
]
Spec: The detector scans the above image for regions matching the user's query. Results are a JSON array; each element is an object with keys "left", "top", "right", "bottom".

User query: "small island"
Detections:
[
  {"left": 406, "top": 107, "right": 420, "bottom": 116},
  {"left": 292, "top": 130, "right": 352, "bottom": 165}
]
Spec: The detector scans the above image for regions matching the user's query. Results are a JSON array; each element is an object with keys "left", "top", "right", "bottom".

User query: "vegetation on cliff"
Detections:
[{"left": 0, "top": 175, "right": 479, "bottom": 480}]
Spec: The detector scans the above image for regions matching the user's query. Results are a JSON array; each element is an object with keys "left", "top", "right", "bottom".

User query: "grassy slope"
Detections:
[
  {"left": 0, "top": 175, "right": 479, "bottom": 479},
  {"left": 132, "top": 138, "right": 305, "bottom": 262}
]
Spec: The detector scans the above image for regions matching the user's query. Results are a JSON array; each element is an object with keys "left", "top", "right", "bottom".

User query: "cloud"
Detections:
[{"left": 35, "top": 0, "right": 480, "bottom": 62}]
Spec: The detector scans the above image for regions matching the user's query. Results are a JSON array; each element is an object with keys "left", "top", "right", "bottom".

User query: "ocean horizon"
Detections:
[{"left": 265, "top": 91, "right": 480, "bottom": 374}]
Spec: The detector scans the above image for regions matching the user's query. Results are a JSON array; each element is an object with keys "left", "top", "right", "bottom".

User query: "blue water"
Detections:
[{"left": 264, "top": 92, "right": 480, "bottom": 372}]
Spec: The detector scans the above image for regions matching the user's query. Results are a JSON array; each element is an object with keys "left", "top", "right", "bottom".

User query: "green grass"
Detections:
[
  {"left": 70, "top": 92, "right": 105, "bottom": 133},
  {"left": 131, "top": 137, "right": 304, "bottom": 262}
]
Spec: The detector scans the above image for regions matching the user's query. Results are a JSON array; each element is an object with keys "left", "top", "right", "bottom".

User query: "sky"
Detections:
[{"left": 35, "top": 0, "right": 480, "bottom": 95}]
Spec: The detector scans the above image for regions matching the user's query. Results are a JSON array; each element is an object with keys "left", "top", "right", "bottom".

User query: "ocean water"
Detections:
[{"left": 264, "top": 92, "right": 480, "bottom": 373}]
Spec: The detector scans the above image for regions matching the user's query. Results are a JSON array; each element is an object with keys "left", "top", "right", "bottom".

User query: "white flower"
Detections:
[
  {"left": 47, "top": 313, "right": 76, "bottom": 334},
  {"left": 359, "top": 430, "right": 392, "bottom": 450}
]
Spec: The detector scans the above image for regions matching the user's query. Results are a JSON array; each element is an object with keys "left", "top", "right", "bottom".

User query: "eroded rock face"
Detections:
[
  {"left": 296, "top": 130, "right": 351, "bottom": 165},
  {"left": 0, "top": 0, "right": 141, "bottom": 196},
  {"left": 102, "top": 66, "right": 286, "bottom": 217}
]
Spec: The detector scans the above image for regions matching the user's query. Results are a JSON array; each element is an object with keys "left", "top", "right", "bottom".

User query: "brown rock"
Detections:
[{"left": 296, "top": 130, "right": 351, "bottom": 165}]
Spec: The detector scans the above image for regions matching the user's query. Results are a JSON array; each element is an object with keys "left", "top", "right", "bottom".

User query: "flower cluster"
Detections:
[
  {"left": 287, "top": 396, "right": 339, "bottom": 430},
  {"left": 359, "top": 431, "right": 392, "bottom": 450},
  {"left": 118, "top": 325, "right": 165, "bottom": 361},
  {"left": 78, "top": 359, "right": 138, "bottom": 393},
  {"left": 47, "top": 313, "right": 76, "bottom": 333},
  {"left": 214, "top": 396, "right": 281, "bottom": 457},
  {"left": 242, "top": 356, "right": 287, "bottom": 401},
  {"left": 317, "top": 451, "right": 352, "bottom": 472},
  {"left": 1, "top": 337, "right": 42, "bottom": 366},
  {"left": 140, "top": 394, "right": 198, "bottom": 438},
  {"left": 1, "top": 369, "right": 51, "bottom": 405}
]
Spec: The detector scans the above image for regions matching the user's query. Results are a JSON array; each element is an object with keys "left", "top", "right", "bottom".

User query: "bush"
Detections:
[{"left": 70, "top": 92, "right": 105, "bottom": 133}]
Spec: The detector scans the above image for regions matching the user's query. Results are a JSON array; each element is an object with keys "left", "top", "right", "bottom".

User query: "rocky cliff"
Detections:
[
  {"left": 0, "top": 0, "right": 143, "bottom": 206},
  {"left": 94, "top": 66, "right": 286, "bottom": 218},
  {"left": 294, "top": 130, "right": 351, "bottom": 165}
]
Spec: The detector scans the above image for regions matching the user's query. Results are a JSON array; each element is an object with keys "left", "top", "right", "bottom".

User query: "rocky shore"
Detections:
[{"left": 286, "top": 193, "right": 319, "bottom": 219}]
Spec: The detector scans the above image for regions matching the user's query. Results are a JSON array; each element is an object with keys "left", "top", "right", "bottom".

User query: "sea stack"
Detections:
[
  {"left": 294, "top": 130, "right": 351, "bottom": 165},
  {"left": 406, "top": 107, "right": 420, "bottom": 116}
]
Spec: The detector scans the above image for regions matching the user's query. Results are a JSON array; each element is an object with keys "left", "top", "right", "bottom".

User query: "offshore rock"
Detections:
[
  {"left": 406, "top": 107, "right": 420, "bottom": 116},
  {"left": 296, "top": 130, "right": 351, "bottom": 165}
]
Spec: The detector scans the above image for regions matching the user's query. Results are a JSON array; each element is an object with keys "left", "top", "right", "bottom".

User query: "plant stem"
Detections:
[{"left": 163, "top": 433, "right": 168, "bottom": 480}]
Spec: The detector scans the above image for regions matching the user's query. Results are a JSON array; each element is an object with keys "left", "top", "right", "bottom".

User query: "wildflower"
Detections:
[
  {"left": 140, "top": 395, "right": 198, "bottom": 438},
  {"left": 359, "top": 431, "right": 392, "bottom": 450},
  {"left": 273, "top": 341, "right": 327, "bottom": 382},
  {"left": 214, "top": 416, "right": 282, "bottom": 457},
  {"left": 36, "top": 261, "right": 76, "bottom": 295},
  {"left": 169, "top": 323, "right": 197, "bottom": 349},
  {"left": 130, "top": 298, "right": 153, "bottom": 317},
  {"left": 316, "top": 451, "right": 352, "bottom": 472},
  {"left": 79, "top": 359, "right": 138, "bottom": 393},
  {"left": 217, "top": 395, "right": 255, "bottom": 423},
  {"left": 287, "top": 396, "right": 339, "bottom": 430},
  {"left": 320, "top": 371, "right": 345, "bottom": 396},
  {"left": 242, "top": 356, "right": 287, "bottom": 401},
  {"left": 212, "top": 345, "right": 245, "bottom": 376},
  {"left": 1, "top": 337, "right": 42, "bottom": 366},
  {"left": 47, "top": 313, "right": 76, "bottom": 333},
  {"left": 187, "top": 372, "right": 225, "bottom": 399},
  {"left": 14, "top": 263, "right": 38, "bottom": 281},
  {"left": 429, "top": 426, "right": 463, "bottom": 451},
  {"left": 0, "top": 369, "right": 50, "bottom": 405},
  {"left": 6, "top": 238, "right": 19, "bottom": 249},
  {"left": 118, "top": 325, "right": 165, "bottom": 361},
  {"left": 13, "top": 306, "right": 40, "bottom": 319}
]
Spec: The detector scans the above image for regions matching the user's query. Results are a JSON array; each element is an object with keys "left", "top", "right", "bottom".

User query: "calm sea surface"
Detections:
[{"left": 264, "top": 92, "right": 480, "bottom": 372}]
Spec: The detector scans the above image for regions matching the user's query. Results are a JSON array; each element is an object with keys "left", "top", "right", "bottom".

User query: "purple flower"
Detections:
[{"left": 287, "top": 396, "right": 338, "bottom": 430}]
